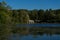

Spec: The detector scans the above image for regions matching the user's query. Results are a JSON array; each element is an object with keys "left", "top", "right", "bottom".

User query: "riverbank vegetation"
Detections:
[
  {"left": 0, "top": 1, "right": 60, "bottom": 24},
  {"left": 11, "top": 8, "right": 60, "bottom": 24}
]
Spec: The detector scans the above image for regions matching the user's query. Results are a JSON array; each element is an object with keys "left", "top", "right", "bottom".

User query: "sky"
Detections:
[{"left": 0, "top": 0, "right": 60, "bottom": 10}]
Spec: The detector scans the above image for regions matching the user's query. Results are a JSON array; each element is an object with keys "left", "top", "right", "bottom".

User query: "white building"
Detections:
[{"left": 28, "top": 20, "right": 34, "bottom": 24}]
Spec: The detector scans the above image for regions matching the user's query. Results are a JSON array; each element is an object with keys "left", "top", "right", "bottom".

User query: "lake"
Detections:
[
  {"left": 8, "top": 34, "right": 60, "bottom": 40},
  {"left": 8, "top": 24, "right": 60, "bottom": 40},
  {"left": 16, "top": 24, "right": 60, "bottom": 27}
]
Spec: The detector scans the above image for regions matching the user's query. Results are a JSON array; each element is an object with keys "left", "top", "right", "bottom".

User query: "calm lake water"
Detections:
[
  {"left": 16, "top": 24, "right": 60, "bottom": 27},
  {"left": 8, "top": 34, "right": 60, "bottom": 40},
  {"left": 9, "top": 24, "right": 60, "bottom": 40}
]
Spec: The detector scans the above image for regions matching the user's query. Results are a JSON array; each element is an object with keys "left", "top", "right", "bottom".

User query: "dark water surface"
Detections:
[
  {"left": 9, "top": 24, "right": 60, "bottom": 40},
  {"left": 8, "top": 34, "right": 60, "bottom": 40},
  {"left": 16, "top": 24, "right": 60, "bottom": 27}
]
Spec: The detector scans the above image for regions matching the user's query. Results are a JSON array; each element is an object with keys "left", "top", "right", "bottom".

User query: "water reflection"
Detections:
[
  {"left": 8, "top": 24, "right": 60, "bottom": 40},
  {"left": 8, "top": 33, "right": 60, "bottom": 40},
  {"left": 11, "top": 26, "right": 60, "bottom": 35}
]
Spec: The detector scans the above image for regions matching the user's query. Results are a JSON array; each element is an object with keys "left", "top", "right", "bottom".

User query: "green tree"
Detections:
[
  {"left": 55, "top": 9, "right": 60, "bottom": 22},
  {"left": 18, "top": 10, "right": 30, "bottom": 24},
  {"left": 0, "top": 1, "right": 12, "bottom": 40},
  {"left": 38, "top": 9, "right": 44, "bottom": 20},
  {"left": 30, "top": 9, "right": 38, "bottom": 20},
  {"left": 12, "top": 10, "right": 19, "bottom": 24}
]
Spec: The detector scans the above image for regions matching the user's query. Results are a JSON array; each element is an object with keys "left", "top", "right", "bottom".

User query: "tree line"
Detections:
[
  {"left": 0, "top": 1, "right": 60, "bottom": 24},
  {"left": 12, "top": 9, "right": 60, "bottom": 23}
]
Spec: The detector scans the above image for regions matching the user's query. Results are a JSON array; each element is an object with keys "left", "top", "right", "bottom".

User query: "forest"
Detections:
[
  {"left": 0, "top": 1, "right": 60, "bottom": 24},
  {"left": 0, "top": 1, "right": 60, "bottom": 40}
]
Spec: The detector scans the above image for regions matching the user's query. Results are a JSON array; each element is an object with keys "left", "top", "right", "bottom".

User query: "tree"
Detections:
[
  {"left": 29, "top": 9, "right": 38, "bottom": 20},
  {"left": 56, "top": 9, "right": 60, "bottom": 22},
  {"left": 12, "top": 10, "right": 19, "bottom": 24},
  {"left": 38, "top": 9, "right": 44, "bottom": 20},
  {"left": 18, "top": 10, "right": 30, "bottom": 24},
  {"left": 0, "top": 1, "right": 12, "bottom": 40}
]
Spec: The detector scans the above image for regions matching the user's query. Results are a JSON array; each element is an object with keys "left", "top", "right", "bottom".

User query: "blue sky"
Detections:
[{"left": 0, "top": 0, "right": 60, "bottom": 10}]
